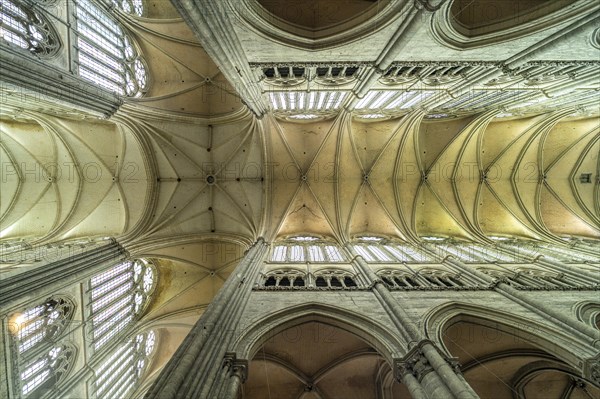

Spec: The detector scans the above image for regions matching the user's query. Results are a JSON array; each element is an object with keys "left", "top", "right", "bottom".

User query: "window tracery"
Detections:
[
  {"left": 352, "top": 240, "right": 434, "bottom": 263},
  {"left": 0, "top": 0, "right": 59, "bottom": 56},
  {"left": 355, "top": 90, "right": 435, "bottom": 111},
  {"left": 88, "top": 259, "right": 156, "bottom": 351},
  {"left": 477, "top": 267, "right": 597, "bottom": 290},
  {"left": 262, "top": 269, "right": 306, "bottom": 288},
  {"left": 93, "top": 330, "right": 156, "bottom": 399},
  {"left": 380, "top": 64, "right": 471, "bottom": 86},
  {"left": 111, "top": 0, "right": 143, "bottom": 16},
  {"left": 13, "top": 297, "right": 75, "bottom": 354},
  {"left": 377, "top": 268, "right": 473, "bottom": 290},
  {"left": 10, "top": 297, "right": 76, "bottom": 397},
  {"left": 74, "top": 0, "right": 147, "bottom": 96},
  {"left": 268, "top": 90, "right": 348, "bottom": 114},
  {"left": 20, "top": 344, "right": 75, "bottom": 396},
  {"left": 270, "top": 238, "right": 345, "bottom": 263},
  {"left": 313, "top": 269, "right": 358, "bottom": 289}
]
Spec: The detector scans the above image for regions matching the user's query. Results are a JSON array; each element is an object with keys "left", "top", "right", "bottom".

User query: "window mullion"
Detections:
[
  {"left": 75, "top": 0, "right": 123, "bottom": 37},
  {"left": 76, "top": 56, "right": 126, "bottom": 85},
  {"left": 90, "top": 284, "right": 133, "bottom": 316},
  {"left": 77, "top": 42, "right": 126, "bottom": 75},
  {"left": 75, "top": 13, "right": 122, "bottom": 46},
  {"left": 89, "top": 269, "right": 133, "bottom": 298}
]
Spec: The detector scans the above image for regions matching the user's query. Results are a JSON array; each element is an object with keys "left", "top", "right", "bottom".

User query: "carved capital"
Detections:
[
  {"left": 223, "top": 352, "right": 249, "bottom": 383},
  {"left": 394, "top": 348, "right": 434, "bottom": 382}
]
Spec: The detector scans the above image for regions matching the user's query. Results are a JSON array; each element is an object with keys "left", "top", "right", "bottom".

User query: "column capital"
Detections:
[
  {"left": 223, "top": 353, "right": 249, "bottom": 383},
  {"left": 394, "top": 353, "right": 434, "bottom": 382},
  {"left": 395, "top": 341, "right": 463, "bottom": 381}
]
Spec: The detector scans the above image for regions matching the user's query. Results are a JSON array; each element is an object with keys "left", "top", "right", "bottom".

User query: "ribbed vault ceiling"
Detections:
[
  {"left": 1, "top": 109, "right": 598, "bottom": 245},
  {"left": 266, "top": 111, "right": 599, "bottom": 243}
]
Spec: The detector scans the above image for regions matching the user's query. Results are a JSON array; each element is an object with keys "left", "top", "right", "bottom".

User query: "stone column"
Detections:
[
  {"left": 395, "top": 365, "right": 429, "bottom": 399},
  {"left": 346, "top": 244, "right": 479, "bottom": 399},
  {"left": 219, "top": 353, "right": 248, "bottom": 399},
  {"left": 144, "top": 238, "right": 268, "bottom": 398}
]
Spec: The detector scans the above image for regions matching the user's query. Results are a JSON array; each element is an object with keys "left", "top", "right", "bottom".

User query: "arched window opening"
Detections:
[
  {"left": 93, "top": 330, "right": 156, "bottom": 399},
  {"left": 265, "top": 276, "right": 277, "bottom": 287},
  {"left": 478, "top": 268, "right": 521, "bottom": 287},
  {"left": 88, "top": 260, "right": 156, "bottom": 351},
  {"left": 0, "top": 0, "right": 59, "bottom": 56},
  {"left": 279, "top": 277, "right": 291, "bottom": 287},
  {"left": 20, "top": 344, "right": 75, "bottom": 397},
  {"left": 307, "top": 245, "right": 324, "bottom": 262},
  {"left": 324, "top": 245, "right": 344, "bottom": 262},
  {"left": 446, "top": 276, "right": 463, "bottom": 287},
  {"left": 353, "top": 245, "right": 376, "bottom": 261},
  {"left": 378, "top": 270, "right": 420, "bottom": 289},
  {"left": 418, "top": 270, "right": 471, "bottom": 288},
  {"left": 261, "top": 269, "right": 306, "bottom": 288},
  {"left": 314, "top": 270, "right": 358, "bottom": 289},
  {"left": 383, "top": 245, "right": 410, "bottom": 261},
  {"left": 270, "top": 238, "right": 346, "bottom": 263},
  {"left": 510, "top": 269, "right": 588, "bottom": 290},
  {"left": 404, "top": 276, "right": 418, "bottom": 287},
  {"left": 289, "top": 245, "right": 304, "bottom": 262},
  {"left": 379, "top": 269, "right": 470, "bottom": 289},
  {"left": 12, "top": 297, "right": 75, "bottom": 354},
  {"left": 330, "top": 277, "right": 343, "bottom": 287},
  {"left": 393, "top": 276, "right": 409, "bottom": 287},
  {"left": 343, "top": 276, "right": 357, "bottom": 288},
  {"left": 271, "top": 246, "right": 286, "bottom": 262},
  {"left": 422, "top": 274, "right": 439, "bottom": 286},
  {"left": 74, "top": 0, "right": 147, "bottom": 96},
  {"left": 382, "top": 276, "right": 394, "bottom": 286}
]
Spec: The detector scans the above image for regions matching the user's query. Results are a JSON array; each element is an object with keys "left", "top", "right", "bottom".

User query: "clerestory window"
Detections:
[
  {"left": 270, "top": 237, "right": 345, "bottom": 263},
  {"left": 14, "top": 297, "right": 74, "bottom": 354},
  {"left": 74, "top": 0, "right": 147, "bottom": 96},
  {"left": 93, "top": 330, "right": 156, "bottom": 399},
  {"left": 0, "top": 0, "right": 59, "bottom": 56},
  {"left": 10, "top": 297, "right": 76, "bottom": 397},
  {"left": 20, "top": 344, "right": 75, "bottom": 396},
  {"left": 88, "top": 260, "right": 156, "bottom": 351}
]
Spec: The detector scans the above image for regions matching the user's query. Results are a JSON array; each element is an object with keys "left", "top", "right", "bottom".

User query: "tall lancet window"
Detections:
[
  {"left": 20, "top": 344, "right": 75, "bottom": 396},
  {"left": 88, "top": 260, "right": 156, "bottom": 351},
  {"left": 93, "top": 330, "right": 156, "bottom": 399},
  {"left": 270, "top": 236, "right": 346, "bottom": 263},
  {"left": 74, "top": 0, "right": 147, "bottom": 96},
  {"left": 0, "top": 0, "right": 60, "bottom": 55},
  {"left": 10, "top": 297, "right": 76, "bottom": 397}
]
